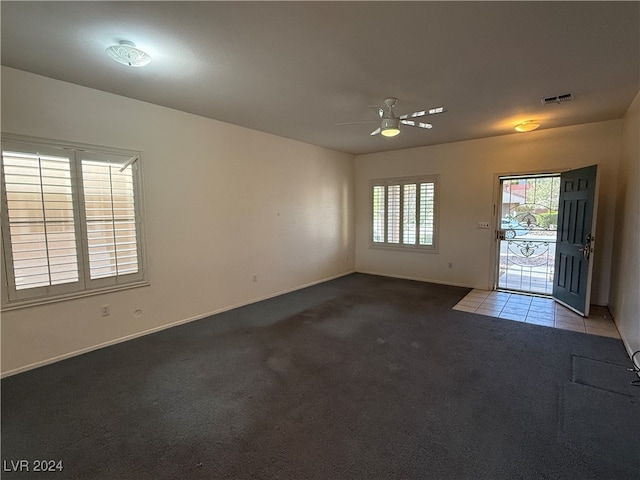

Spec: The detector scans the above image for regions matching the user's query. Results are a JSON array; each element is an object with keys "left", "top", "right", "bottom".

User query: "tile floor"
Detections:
[{"left": 453, "top": 289, "right": 620, "bottom": 339}]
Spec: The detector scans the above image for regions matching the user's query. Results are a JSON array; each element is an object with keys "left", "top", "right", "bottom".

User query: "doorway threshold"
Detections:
[{"left": 495, "top": 288, "right": 551, "bottom": 299}]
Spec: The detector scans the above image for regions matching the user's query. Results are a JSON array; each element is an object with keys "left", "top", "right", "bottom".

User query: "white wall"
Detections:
[
  {"left": 610, "top": 91, "right": 640, "bottom": 359},
  {"left": 2, "top": 65, "right": 634, "bottom": 376},
  {"left": 0, "top": 67, "right": 355, "bottom": 375},
  {"left": 355, "top": 120, "right": 622, "bottom": 305}
]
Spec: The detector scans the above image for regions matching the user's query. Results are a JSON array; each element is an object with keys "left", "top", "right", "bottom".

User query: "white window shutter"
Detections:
[
  {"left": 1, "top": 137, "right": 147, "bottom": 308},
  {"left": 1, "top": 146, "right": 82, "bottom": 301},
  {"left": 78, "top": 151, "right": 144, "bottom": 289}
]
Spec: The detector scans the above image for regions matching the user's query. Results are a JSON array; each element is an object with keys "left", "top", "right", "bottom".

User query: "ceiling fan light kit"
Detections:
[
  {"left": 380, "top": 118, "right": 401, "bottom": 137},
  {"left": 105, "top": 40, "right": 152, "bottom": 67}
]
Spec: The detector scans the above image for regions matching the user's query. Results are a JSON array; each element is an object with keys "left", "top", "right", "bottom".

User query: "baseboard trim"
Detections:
[
  {"left": 619, "top": 332, "right": 639, "bottom": 370},
  {"left": 1, "top": 270, "right": 356, "bottom": 378},
  {"left": 355, "top": 269, "right": 475, "bottom": 290}
]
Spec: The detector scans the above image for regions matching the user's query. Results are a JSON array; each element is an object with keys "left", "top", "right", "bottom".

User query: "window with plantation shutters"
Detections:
[
  {"left": 2, "top": 150, "right": 79, "bottom": 291},
  {"left": 1, "top": 136, "right": 147, "bottom": 308},
  {"left": 371, "top": 175, "right": 439, "bottom": 252},
  {"left": 80, "top": 153, "right": 140, "bottom": 282}
]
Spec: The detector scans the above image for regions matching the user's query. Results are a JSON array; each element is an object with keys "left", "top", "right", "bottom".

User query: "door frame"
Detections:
[{"left": 489, "top": 168, "right": 568, "bottom": 292}]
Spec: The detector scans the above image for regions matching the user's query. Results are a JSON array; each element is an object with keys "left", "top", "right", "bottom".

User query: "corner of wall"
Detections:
[{"left": 609, "top": 90, "right": 640, "bottom": 359}]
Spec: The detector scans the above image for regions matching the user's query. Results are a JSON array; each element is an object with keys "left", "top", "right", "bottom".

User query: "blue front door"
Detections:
[{"left": 552, "top": 165, "right": 598, "bottom": 316}]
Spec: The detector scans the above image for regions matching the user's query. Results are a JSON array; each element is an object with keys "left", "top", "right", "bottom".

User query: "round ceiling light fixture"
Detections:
[
  {"left": 514, "top": 121, "right": 540, "bottom": 133},
  {"left": 105, "top": 40, "right": 152, "bottom": 67}
]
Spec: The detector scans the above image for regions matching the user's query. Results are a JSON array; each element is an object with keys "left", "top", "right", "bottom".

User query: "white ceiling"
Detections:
[{"left": 2, "top": 1, "right": 639, "bottom": 155}]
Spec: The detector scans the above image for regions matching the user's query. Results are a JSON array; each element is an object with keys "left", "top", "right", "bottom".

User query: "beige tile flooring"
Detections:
[{"left": 453, "top": 289, "right": 620, "bottom": 339}]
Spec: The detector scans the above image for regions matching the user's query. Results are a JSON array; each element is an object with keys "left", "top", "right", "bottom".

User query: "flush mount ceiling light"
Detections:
[
  {"left": 105, "top": 41, "right": 151, "bottom": 67},
  {"left": 515, "top": 121, "right": 540, "bottom": 133}
]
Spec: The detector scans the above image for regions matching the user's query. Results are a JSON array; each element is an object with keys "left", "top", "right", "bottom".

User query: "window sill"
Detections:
[{"left": 1, "top": 281, "right": 151, "bottom": 312}]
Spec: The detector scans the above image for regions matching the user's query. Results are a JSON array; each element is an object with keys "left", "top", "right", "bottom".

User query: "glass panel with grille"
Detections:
[{"left": 498, "top": 175, "right": 560, "bottom": 295}]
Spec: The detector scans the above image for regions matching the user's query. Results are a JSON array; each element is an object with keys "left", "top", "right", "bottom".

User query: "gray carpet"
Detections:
[{"left": 2, "top": 273, "right": 639, "bottom": 479}]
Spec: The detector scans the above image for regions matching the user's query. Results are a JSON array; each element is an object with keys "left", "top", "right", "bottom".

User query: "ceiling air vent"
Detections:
[{"left": 541, "top": 93, "right": 573, "bottom": 106}]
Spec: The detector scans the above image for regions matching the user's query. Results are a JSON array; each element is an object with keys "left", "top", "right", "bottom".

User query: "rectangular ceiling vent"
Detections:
[{"left": 541, "top": 93, "right": 573, "bottom": 106}]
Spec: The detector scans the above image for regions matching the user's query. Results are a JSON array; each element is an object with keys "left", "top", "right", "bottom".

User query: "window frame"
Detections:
[
  {"left": 370, "top": 174, "right": 440, "bottom": 253},
  {"left": 1, "top": 134, "right": 149, "bottom": 310}
]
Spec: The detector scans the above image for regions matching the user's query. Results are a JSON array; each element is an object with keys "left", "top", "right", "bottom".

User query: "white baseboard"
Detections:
[
  {"left": 354, "top": 269, "right": 475, "bottom": 289},
  {"left": 1, "top": 270, "right": 356, "bottom": 378}
]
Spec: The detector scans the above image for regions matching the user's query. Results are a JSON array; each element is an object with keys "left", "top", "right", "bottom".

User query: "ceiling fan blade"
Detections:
[
  {"left": 400, "top": 107, "right": 447, "bottom": 120},
  {"left": 367, "top": 106, "right": 385, "bottom": 118},
  {"left": 400, "top": 119, "right": 433, "bottom": 129},
  {"left": 400, "top": 112, "right": 424, "bottom": 120},
  {"left": 370, "top": 127, "right": 381, "bottom": 136},
  {"left": 335, "top": 120, "right": 380, "bottom": 126}
]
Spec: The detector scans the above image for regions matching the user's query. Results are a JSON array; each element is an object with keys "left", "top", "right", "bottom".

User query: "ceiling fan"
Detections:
[{"left": 336, "top": 98, "right": 446, "bottom": 137}]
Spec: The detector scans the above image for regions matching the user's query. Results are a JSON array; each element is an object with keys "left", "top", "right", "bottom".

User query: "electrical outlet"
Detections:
[
  {"left": 477, "top": 221, "right": 490, "bottom": 229},
  {"left": 101, "top": 305, "right": 110, "bottom": 317}
]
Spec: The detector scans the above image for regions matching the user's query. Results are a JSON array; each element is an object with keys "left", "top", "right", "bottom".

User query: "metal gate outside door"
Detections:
[{"left": 497, "top": 174, "right": 560, "bottom": 295}]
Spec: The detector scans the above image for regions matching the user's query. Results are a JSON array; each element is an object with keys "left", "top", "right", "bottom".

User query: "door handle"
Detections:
[{"left": 578, "top": 234, "right": 593, "bottom": 260}]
